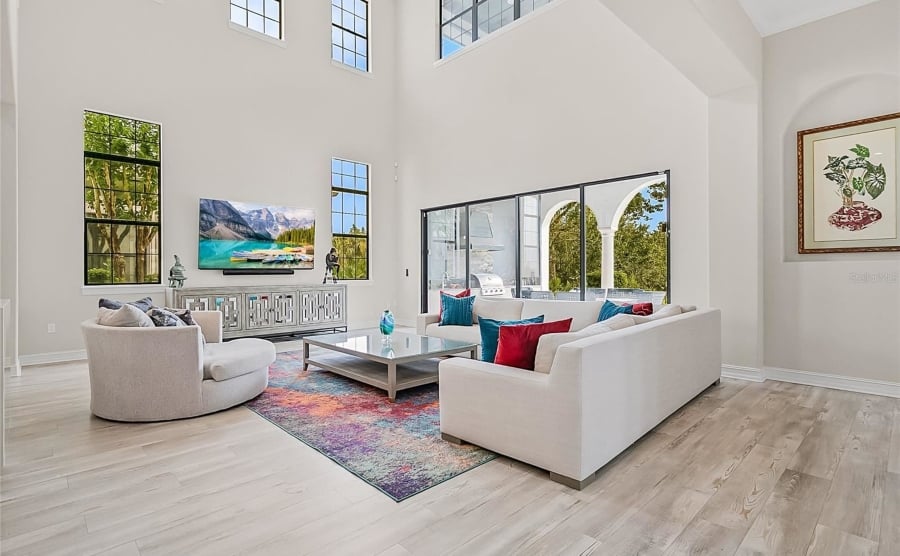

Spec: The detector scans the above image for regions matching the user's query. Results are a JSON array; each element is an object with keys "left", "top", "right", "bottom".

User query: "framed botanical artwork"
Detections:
[{"left": 798, "top": 112, "right": 900, "bottom": 253}]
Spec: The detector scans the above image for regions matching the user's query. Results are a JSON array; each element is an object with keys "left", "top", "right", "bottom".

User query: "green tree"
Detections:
[
  {"left": 332, "top": 224, "right": 368, "bottom": 279},
  {"left": 83, "top": 111, "right": 160, "bottom": 284},
  {"left": 548, "top": 203, "right": 602, "bottom": 292},
  {"left": 613, "top": 182, "right": 668, "bottom": 292}
]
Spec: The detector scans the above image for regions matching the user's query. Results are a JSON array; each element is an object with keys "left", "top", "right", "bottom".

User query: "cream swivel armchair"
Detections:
[{"left": 81, "top": 310, "right": 275, "bottom": 421}]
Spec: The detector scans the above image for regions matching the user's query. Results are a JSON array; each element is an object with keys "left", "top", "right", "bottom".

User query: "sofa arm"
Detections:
[
  {"left": 417, "top": 313, "right": 440, "bottom": 335},
  {"left": 438, "top": 357, "right": 583, "bottom": 479},
  {"left": 193, "top": 310, "right": 223, "bottom": 343}
]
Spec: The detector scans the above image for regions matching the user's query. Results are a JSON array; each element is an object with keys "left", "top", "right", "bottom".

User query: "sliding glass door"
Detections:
[{"left": 421, "top": 172, "right": 670, "bottom": 311}]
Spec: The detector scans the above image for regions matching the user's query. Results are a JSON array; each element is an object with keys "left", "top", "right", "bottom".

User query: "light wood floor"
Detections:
[{"left": 1, "top": 350, "right": 898, "bottom": 555}]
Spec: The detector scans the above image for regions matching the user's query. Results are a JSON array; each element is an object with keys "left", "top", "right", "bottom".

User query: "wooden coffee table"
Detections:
[{"left": 302, "top": 329, "right": 477, "bottom": 401}]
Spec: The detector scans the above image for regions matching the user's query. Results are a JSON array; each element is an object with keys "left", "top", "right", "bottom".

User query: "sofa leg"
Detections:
[
  {"left": 549, "top": 471, "right": 597, "bottom": 491},
  {"left": 714, "top": 378, "right": 721, "bottom": 386},
  {"left": 441, "top": 432, "right": 464, "bottom": 445}
]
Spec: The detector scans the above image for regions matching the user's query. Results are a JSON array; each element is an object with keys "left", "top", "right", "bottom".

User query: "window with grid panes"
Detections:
[
  {"left": 440, "top": 0, "right": 552, "bottom": 58},
  {"left": 331, "top": 159, "right": 369, "bottom": 279},
  {"left": 332, "top": 0, "right": 369, "bottom": 71},
  {"left": 230, "top": 0, "right": 282, "bottom": 39},
  {"left": 83, "top": 111, "right": 161, "bottom": 286}
]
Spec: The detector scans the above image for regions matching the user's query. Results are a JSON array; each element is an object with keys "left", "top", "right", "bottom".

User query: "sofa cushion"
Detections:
[
  {"left": 478, "top": 315, "right": 544, "bottom": 363},
  {"left": 424, "top": 322, "right": 482, "bottom": 345},
  {"left": 521, "top": 299, "right": 604, "bottom": 332},
  {"left": 532, "top": 314, "right": 637, "bottom": 374},
  {"left": 598, "top": 299, "right": 636, "bottom": 321},
  {"left": 99, "top": 296, "right": 154, "bottom": 312},
  {"left": 473, "top": 297, "right": 524, "bottom": 324},
  {"left": 438, "top": 289, "right": 471, "bottom": 319},
  {"left": 440, "top": 294, "right": 476, "bottom": 326},
  {"left": 495, "top": 318, "right": 573, "bottom": 370},
  {"left": 203, "top": 338, "right": 276, "bottom": 381},
  {"left": 97, "top": 304, "right": 155, "bottom": 328}
]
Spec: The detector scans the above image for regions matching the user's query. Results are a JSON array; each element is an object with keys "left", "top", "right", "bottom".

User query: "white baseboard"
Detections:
[
  {"left": 3, "top": 356, "right": 21, "bottom": 375},
  {"left": 765, "top": 366, "right": 899, "bottom": 399},
  {"left": 19, "top": 349, "right": 87, "bottom": 367},
  {"left": 721, "top": 365, "right": 765, "bottom": 382}
]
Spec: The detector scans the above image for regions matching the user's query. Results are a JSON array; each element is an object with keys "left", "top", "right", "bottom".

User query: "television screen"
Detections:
[{"left": 198, "top": 198, "right": 316, "bottom": 270}]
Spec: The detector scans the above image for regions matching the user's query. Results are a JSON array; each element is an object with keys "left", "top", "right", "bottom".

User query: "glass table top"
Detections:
[{"left": 303, "top": 329, "right": 476, "bottom": 360}]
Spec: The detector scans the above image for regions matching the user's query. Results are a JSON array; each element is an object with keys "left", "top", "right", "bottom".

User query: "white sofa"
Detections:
[
  {"left": 81, "top": 310, "right": 275, "bottom": 422},
  {"left": 422, "top": 298, "right": 721, "bottom": 489}
]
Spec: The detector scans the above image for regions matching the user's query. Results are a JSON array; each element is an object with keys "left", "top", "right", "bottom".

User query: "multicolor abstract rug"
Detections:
[{"left": 245, "top": 350, "right": 496, "bottom": 501}]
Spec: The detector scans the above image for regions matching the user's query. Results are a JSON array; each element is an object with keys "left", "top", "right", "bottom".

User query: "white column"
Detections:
[{"left": 600, "top": 228, "right": 616, "bottom": 290}]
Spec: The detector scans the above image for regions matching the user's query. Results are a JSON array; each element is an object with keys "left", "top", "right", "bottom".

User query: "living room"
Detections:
[{"left": 1, "top": 0, "right": 898, "bottom": 554}]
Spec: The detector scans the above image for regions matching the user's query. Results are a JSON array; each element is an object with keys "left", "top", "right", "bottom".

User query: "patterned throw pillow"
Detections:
[
  {"left": 146, "top": 307, "right": 188, "bottom": 327},
  {"left": 162, "top": 307, "right": 197, "bottom": 326},
  {"left": 477, "top": 315, "right": 545, "bottom": 363},
  {"left": 98, "top": 296, "right": 154, "bottom": 312},
  {"left": 439, "top": 293, "right": 476, "bottom": 327},
  {"left": 494, "top": 318, "right": 574, "bottom": 370}
]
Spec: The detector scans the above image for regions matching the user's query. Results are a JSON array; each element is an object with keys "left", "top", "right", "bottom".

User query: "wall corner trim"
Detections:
[
  {"left": 19, "top": 350, "right": 87, "bottom": 368},
  {"left": 721, "top": 364, "right": 765, "bottom": 382},
  {"left": 764, "top": 366, "right": 900, "bottom": 399}
]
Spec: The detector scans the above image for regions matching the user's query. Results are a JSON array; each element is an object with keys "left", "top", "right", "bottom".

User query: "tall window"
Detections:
[
  {"left": 83, "top": 111, "right": 161, "bottom": 286},
  {"left": 331, "top": 158, "right": 369, "bottom": 279},
  {"left": 331, "top": 0, "right": 369, "bottom": 71},
  {"left": 230, "top": 0, "right": 282, "bottom": 40},
  {"left": 440, "top": 0, "right": 552, "bottom": 58}
]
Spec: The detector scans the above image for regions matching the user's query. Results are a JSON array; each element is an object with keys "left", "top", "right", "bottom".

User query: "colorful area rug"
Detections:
[{"left": 245, "top": 350, "right": 496, "bottom": 501}]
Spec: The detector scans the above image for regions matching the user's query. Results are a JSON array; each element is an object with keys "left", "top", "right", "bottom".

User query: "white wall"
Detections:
[
  {"left": 710, "top": 86, "right": 763, "bottom": 372},
  {"left": 1, "top": 0, "right": 19, "bottom": 370},
  {"left": 393, "top": 0, "right": 711, "bottom": 323},
  {"left": 763, "top": 0, "right": 900, "bottom": 383},
  {"left": 16, "top": 0, "right": 397, "bottom": 357}
]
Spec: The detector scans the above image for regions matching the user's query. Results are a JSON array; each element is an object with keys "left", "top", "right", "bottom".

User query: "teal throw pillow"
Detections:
[
  {"left": 478, "top": 315, "right": 545, "bottom": 363},
  {"left": 598, "top": 300, "right": 634, "bottom": 322},
  {"left": 439, "top": 293, "right": 476, "bottom": 326}
]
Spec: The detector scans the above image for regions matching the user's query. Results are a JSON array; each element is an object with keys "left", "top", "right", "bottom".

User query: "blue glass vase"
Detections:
[{"left": 379, "top": 309, "right": 395, "bottom": 337}]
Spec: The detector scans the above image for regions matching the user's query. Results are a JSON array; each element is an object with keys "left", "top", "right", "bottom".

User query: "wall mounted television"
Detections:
[{"left": 198, "top": 198, "right": 316, "bottom": 271}]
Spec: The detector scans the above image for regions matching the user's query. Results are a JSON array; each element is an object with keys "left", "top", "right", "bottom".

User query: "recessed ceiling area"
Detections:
[{"left": 737, "top": 0, "right": 881, "bottom": 36}]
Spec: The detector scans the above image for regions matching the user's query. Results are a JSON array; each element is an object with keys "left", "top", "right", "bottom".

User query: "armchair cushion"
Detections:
[
  {"left": 97, "top": 304, "right": 154, "bottom": 328},
  {"left": 203, "top": 338, "right": 276, "bottom": 382}
]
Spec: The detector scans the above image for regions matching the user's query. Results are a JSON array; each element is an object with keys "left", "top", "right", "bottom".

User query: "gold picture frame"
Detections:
[{"left": 798, "top": 112, "right": 900, "bottom": 253}]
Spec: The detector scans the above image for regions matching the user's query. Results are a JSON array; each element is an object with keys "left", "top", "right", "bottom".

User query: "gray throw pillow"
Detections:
[
  {"left": 99, "top": 296, "right": 154, "bottom": 312},
  {"left": 147, "top": 307, "right": 188, "bottom": 327},
  {"left": 97, "top": 305, "right": 155, "bottom": 327}
]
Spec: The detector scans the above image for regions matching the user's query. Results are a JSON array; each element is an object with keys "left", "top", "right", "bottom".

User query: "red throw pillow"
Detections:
[
  {"left": 494, "top": 318, "right": 573, "bottom": 370},
  {"left": 631, "top": 302, "right": 653, "bottom": 316},
  {"left": 438, "top": 289, "right": 471, "bottom": 319}
]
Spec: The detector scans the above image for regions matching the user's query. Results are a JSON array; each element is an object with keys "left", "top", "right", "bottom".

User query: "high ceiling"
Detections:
[{"left": 737, "top": 0, "right": 881, "bottom": 36}]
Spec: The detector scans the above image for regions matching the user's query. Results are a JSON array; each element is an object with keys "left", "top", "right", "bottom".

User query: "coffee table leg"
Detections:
[
  {"left": 388, "top": 362, "right": 397, "bottom": 402},
  {"left": 303, "top": 340, "right": 310, "bottom": 371}
]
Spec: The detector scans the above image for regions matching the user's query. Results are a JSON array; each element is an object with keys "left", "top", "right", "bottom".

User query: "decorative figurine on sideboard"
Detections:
[
  {"left": 323, "top": 247, "right": 340, "bottom": 284},
  {"left": 168, "top": 254, "right": 187, "bottom": 288}
]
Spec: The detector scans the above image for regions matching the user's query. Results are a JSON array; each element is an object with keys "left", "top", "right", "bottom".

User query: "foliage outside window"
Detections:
[
  {"left": 332, "top": 0, "right": 369, "bottom": 71},
  {"left": 230, "top": 0, "right": 282, "bottom": 40},
  {"left": 440, "top": 0, "right": 552, "bottom": 58},
  {"left": 331, "top": 158, "right": 369, "bottom": 280},
  {"left": 548, "top": 182, "right": 668, "bottom": 292},
  {"left": 83, "top": 111, "right": 161, "bottom": 286}
]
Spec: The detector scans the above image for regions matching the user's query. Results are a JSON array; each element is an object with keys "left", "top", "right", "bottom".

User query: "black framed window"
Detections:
[
  {"left": 332, "top": 0, "right": 369, "bottom": 71},
  {"left": 331, "top": 158, "right": 369, "bottom": 280},
  {"left": 230, "top": 0, "right": 282, "bottom": 40},
  {"left": 440, "top": 0, "right": 552, "bottom": 58},
  {"left": 83, "top": 111, "right": 161, "bottom": 286}
]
